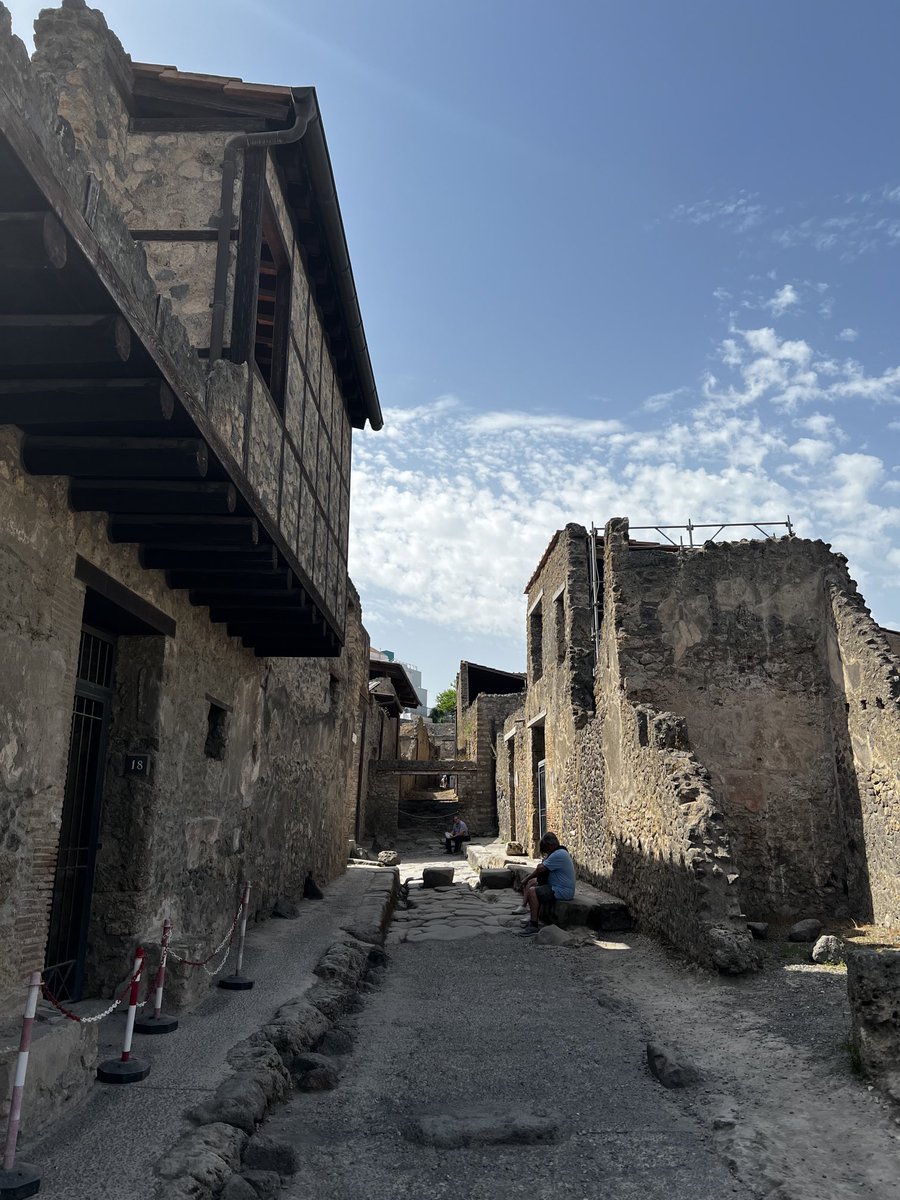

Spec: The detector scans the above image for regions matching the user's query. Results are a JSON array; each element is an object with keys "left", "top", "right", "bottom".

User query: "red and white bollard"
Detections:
[
  {"left": 0, "top": 971, "right": 41, "bottom": 1199},
  {"left": 97, "top": 949, "right": 151, "bottom": 1084},
  {"left": 219, "top": 882, "right": 255, "bottom": 991},
  {"left": 134, "top": 920, "right": 178, "bottom": 1036}
]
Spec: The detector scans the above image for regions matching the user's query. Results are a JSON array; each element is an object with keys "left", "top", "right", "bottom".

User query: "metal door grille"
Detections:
[
  {"left": 537, "top": 759, "right": 547, "bottom": 840},
  {"left": 44, "top": 627, "right": 115, "bottom": 1000}
]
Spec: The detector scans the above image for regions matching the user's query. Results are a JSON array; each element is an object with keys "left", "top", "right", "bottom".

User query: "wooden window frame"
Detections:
[{"left": 231, "top": 150, "right": 291, "bottom": 413}]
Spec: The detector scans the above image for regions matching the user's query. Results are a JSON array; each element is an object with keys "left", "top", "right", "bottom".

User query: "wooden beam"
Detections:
[
  {"left": 109, "top": 515, "right": 258, "bottom": 546},
  {"left": 0, "top": 379, "right": 175, "bottom": 427},
  {"left": 0, "top": 315, "right": 131, "bottom": 366},
  {"left": 199, "top": 590, "right": 310, "bottom": 615},
  {"left": 167, "top": 568, "right": 293, "bottom": 591},
  {"left": 0, "top": 212, "right": 67, "bottom": 269},
  {"left": 132, "top": 77, "right": 291, "bottom": 121},
  {"left": 22, "top": 436, "right": 207, "bottom": 480},
  {"left": 141, "top": 545, "right": 278, "bottom": 571},
  {"left": 71, "top": 480, "right": 236, "bottom": 515},
  {"left": 253, "top": 641, "right": 338, "bottom": 659}
]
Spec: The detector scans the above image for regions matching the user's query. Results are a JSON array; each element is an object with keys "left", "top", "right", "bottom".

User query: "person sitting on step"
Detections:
[
  {"left": 444, "top": 813, "right": 468, "bottom": 855},
  {"left": 517, "top": 832, "right": 576, "bottom": 937}
]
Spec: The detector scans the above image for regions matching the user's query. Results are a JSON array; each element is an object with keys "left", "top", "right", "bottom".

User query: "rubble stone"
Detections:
[
  {"left": 788, "top": 919, "right": 823, "bottom": 943},
  {"left": 646, "top": 1042, "right": 701, "bottom": 1089},
  {"left": 811, "top": 934, "right": 843, "bottom": 963}
]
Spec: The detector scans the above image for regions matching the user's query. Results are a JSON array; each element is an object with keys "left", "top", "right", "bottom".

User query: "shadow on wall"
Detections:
[{"left": 603, "top": 834, "right": 760, "bottom": 974}]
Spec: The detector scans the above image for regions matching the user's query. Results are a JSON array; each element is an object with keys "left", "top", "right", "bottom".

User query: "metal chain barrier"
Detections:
[
  {"left": 166, "top": 896, "right": 244, "bottom": 972},
  {"left": 41, "top": 959, "right": 145, "bottom": 1024},
  {"left": 40, "top": 886, "right": 247, "bottom": 1022}
]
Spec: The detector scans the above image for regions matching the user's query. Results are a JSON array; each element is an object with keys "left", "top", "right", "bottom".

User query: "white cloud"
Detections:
[
  {"left": 789, "top": 437, "right": 832, "bottom": 465},
  {"left": 670, "top": 192, "right": 765, "bottom": 233},
  {"left": 837, "top": 327, "right": 859, "bottom": 342},
  {"left": 466, "top": 411, "right": 623, "bottom": 437},
  {"left": 350, "top": 323, "right": 900, "bottom": 657},
  {"left": 766, "top": 283, "right": 799, "bottom": 316}
]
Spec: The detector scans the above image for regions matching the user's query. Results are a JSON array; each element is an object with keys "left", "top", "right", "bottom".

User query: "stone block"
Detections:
[
  {"left": 479, "top": 868, "right": 515, "bottom": 889},
  {"left": 243, "top": 1135, "right": 299, "bottom": 1175},
  {"left": 422, "top": 867, "right": 454, "bottom": 887},
  {"left": 377, "top": 850, "right": 400, "bottom": 867},
  {"left": 0, "top": 1010, "right": 97, "bottom": 1139},
  {"left": 746, "top": 921, "right": 769, "bottom": 940},
  {"left": 847, "top": 945, "right": 900, "bottom": 1102},
  {"left": 408, "top": 1108, "right": 561, "bottom": 1148}
]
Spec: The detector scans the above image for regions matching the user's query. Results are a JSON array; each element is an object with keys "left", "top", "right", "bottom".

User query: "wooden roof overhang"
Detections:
[
  {"left": 368, "top": 659, "right": 421, "bottom": 710},
  {"left": 0, "top": 125, "right": 336, "bottom": 658}
]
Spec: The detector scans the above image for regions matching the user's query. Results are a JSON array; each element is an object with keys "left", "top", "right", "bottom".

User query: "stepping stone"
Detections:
[
  {"left": 423, "top": 867, "right": 455, "bottom": 888},
  {"left": 408, "top": 1108, "right": 562, "bottom": 1147},
  {"left": 479, "top": 868, "right": 515, "bottom": 889}
]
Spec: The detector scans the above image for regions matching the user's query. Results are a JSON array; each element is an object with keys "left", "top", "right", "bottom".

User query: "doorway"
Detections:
[
  {"left": 537, "top": 760, "right": 547, "bottom": 840},
  {"left": 43, "top": 626, "right": 116, "bottom": 1000}
]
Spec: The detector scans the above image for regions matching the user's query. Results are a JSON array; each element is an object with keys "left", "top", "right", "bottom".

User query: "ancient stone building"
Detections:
[
  {"left": 0, "top": 0, "right": 384, "bottom": 1037},
  {"left": 455, "top": 661, "right": 525, "bottom": 837},
  {"left": 495, "top": 519, "right": 900, "bottom": 972}
]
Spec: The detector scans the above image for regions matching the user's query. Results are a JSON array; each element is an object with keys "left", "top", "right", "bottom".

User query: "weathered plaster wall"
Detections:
[
  {"left": 827, "top": 575, "right": 900, "bottom": 926},
  {"left": 608, "top": 528, "right": 859, "bottom": 921},
  {"left": 0, "top": 425, "right": 367, "bottom": 1013}
]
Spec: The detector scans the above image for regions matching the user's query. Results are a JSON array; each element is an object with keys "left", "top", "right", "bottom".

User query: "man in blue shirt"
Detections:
[{"left": 517, "top": 832, "right": 576, "bottom": 937}]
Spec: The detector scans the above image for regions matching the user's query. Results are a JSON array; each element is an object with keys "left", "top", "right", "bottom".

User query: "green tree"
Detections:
[{"left": 430, "top": 686, "right": 457, "bottom": 721}]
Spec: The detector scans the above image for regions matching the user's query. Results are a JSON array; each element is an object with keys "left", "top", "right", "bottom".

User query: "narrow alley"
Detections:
[{"left": 259, "top": 847, "right": 900, "bottom": 1200}]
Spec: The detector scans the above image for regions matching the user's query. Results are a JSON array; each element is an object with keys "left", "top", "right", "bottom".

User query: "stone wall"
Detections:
[
  {"left": 0, "top": 425, "right": 368, "bottom": 1013},
  {"left": 495, "top": 525, "right": 595, "bottom": 853},
  {"left": 496, "top": 515, "right": 900, "bottom": 969},
  {"left": 456, "top": 693, "right": 522, "bottom": 835},
  {"left": 605, "top": 525, "right": 858, "bottom": 920},
  {"left": 827, "top": 574, "right": 900, "bottom": 926}
]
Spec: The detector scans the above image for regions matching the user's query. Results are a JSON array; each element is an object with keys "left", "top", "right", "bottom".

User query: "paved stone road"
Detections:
[{"left": 270, "top": 862, "right": 754, "bottom": 1200}]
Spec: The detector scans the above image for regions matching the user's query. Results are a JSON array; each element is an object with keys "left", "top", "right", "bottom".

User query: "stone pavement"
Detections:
[
  {"left": 17, "top": 865, "right": 393, "bottom": 1200},
  {"left": 267, "top": 870, "right": 756, "bottom": 1200}
]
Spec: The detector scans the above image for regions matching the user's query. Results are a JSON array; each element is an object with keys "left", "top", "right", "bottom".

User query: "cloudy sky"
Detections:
[{"left": 10, "top": 0, "right": 900, "bottom": 702}]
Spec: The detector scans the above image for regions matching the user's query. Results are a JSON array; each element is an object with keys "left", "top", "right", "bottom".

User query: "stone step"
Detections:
[{"left": 472, "top": 847, "right": 632, "bottom": 933}]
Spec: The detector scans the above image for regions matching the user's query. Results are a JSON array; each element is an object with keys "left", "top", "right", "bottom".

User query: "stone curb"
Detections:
[{"left": 152, "top": 869, "right": 398, "bottom": 1199}]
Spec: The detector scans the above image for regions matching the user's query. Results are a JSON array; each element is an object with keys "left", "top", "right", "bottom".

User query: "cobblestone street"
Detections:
[{"left": 261, "top": 847, "right": 900, "bottom": 1200}]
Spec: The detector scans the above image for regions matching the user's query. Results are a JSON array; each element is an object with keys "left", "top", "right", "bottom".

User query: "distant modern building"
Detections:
[{"left": 377, "top": 649, "right": 428, "bottom": 716}]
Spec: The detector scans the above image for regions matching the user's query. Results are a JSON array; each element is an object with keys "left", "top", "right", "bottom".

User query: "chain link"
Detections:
[
  {"left": 41, "top": 960, "right": 143, "bottom": 1024},
  {"left": 40, "top": 895, "right": 244, "bottom": 1021},
  {"left": 167, "top": 900, "right": 243, "bottom": 969}
]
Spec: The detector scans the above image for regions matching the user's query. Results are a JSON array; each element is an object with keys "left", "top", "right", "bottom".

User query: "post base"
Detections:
[
  {"left": 96, "top": 1057, "right": 150, "bottom": 1084},
  {"left": 133, "top": 1013, "right": 178, "bottom": 1035},
  {"left": 0, "top": 1164, "right": 41, "bottom": 1198},
  {"left": 218, "top": 974, "right": 254, "bottom": 991}
]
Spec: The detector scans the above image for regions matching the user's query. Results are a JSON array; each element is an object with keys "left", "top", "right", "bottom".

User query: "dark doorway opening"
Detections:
[
  {"left": 44, "top": 625, "right": 116, "bottom": 1000},
  {"left": 531, "top": 722, "right": 546, "bottom": 847}
]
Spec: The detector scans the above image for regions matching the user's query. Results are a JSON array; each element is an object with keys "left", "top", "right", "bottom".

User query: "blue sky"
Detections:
[{"left": 10, "top": 1, "right": 900, "bottom": 702}]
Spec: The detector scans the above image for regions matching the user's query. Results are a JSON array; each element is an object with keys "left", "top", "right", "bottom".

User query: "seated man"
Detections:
[
  {"left": 517, "top": 832, "right": 576, "bottom": 937},
  {"left": 444, "top": 813, "right": 468, "bottom": 854}
]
